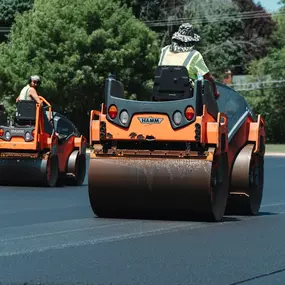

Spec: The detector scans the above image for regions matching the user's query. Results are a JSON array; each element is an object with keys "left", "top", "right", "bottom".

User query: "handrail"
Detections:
[
  {"left": 38, "top": 96, "right": 52, "bottom": 120},
  {"left": 39, "top": 96, "right": 51, "bottom": 107}
]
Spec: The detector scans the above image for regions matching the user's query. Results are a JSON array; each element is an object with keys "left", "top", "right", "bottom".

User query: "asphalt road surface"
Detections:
[{"left": 0, "top": 155, "right": 285, "bottom": 285}]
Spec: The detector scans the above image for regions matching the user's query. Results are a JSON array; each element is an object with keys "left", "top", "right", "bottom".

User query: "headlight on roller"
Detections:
[
  {"left": 25, "top": 132, "right": 31, "bottom": 141},
  {"left": 120, "top": 110, "right": 129, "bottom": 125},
  {"left": 173, "top": 111, "right": 182, "bottom": 125},
  {"left": 5, "top": 131, "right": 11, "bottom": 140}
]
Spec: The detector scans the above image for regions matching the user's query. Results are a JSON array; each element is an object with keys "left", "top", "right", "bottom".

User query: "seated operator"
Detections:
[
  {"left": 16, "top": 75, "right": 42, "bottom": 104},
  {"left": 158, "top": 23, "right": 220, "bottom": 99}
]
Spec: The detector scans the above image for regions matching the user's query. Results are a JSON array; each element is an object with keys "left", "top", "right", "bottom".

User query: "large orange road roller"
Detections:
[
  {"left": 88, "top": 66, "right": 266, "bottom": 222},
  {"left": 0, "top": 96, "right": 87, "bottom": 187}
]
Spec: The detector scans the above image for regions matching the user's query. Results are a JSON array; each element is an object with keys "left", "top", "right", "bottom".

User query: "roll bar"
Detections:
[{"left": 38, "top": 96, "right": 52, "bottom": 120}]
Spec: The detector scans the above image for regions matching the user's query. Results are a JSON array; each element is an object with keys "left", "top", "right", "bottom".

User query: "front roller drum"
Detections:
[
  {"left": 0, "top": 154, "right": 59, "bottom": 187},
  {"left": 88, "top": 152, "right": 229, "bottom": 222},
  {"left": 226, "top": 143, "right": 264, "bottom": 215}
]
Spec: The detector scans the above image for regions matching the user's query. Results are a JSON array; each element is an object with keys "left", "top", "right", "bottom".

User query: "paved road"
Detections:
[{"left": 0, "top": 155, "right": 285, "bottom": 285}]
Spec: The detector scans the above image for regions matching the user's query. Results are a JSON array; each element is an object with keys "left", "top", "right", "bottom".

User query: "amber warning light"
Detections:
[
  {"left": 108, "top": 105, "right": 118, "bottom": 119},
  {"left": 185, "top": 106, "right": 195, "bottom": 120}
]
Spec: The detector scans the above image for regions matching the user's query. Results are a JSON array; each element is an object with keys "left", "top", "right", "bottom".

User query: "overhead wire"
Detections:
[
  {"left": 144, "top": 9, "right": 285, "bottom": 27},
  {"left": 0, "top": 8, "right": 284, "bottom": 32}
]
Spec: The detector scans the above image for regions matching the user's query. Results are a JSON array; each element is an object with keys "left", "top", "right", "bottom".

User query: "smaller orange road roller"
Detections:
[
  {"left": 0, "top": 96, "right": 87, "bottom": 187},
  {"left": 88, "top": 66, "right": 266, "bottom": 222}
]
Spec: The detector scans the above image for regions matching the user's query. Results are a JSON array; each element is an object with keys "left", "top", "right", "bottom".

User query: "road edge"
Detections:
[
  {"left": 85, "top": 149, "right": 285, "bottom": 157},
  {"left": 264, "top": 152, "right": 285, "bottom": 157}
]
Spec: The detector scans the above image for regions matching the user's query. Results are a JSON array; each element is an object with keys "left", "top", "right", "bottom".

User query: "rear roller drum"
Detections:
[
  {"left": 0, "top": 154, "right": 59, "bottom": 187},
  {"left": 226, "top": 144, "right": 264, "bottom": 215},
  {"left": 88, "top": 150, "right": 229, "bottom": 222},
  {"left": 65, "top": 150, "right": 86, "bottom": 186}
]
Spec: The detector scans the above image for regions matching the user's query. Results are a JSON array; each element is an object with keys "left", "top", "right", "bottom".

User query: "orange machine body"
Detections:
[
  {"left": 90, "top": 101, "right": 265, "bottom": 170},
  {"left": 0, "top": 96, "right": 87, "bottom": 186},
  {"left": 87, "top": 66, "right": 266, "bottom": 221}
]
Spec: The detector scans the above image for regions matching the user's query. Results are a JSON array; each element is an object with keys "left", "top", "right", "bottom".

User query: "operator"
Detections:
[
  {"left": 16, "top": 75, "right": 42, "bottom": 104},
  {"left": 158, "top": 23, "right": 220, "bottom": 99}
]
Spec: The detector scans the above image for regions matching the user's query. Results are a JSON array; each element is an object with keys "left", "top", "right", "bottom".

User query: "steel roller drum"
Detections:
[
  {"left": 88, "top": 154, "right": 229, "bottom": 221},
  {"left": 226, "top": 143, "right": 264, "bottom": 215},
  {"left": 0, "top": 155, "right": 58, "bottom": 187}
]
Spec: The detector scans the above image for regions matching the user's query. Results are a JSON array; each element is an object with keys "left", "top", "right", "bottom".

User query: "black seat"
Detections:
[
  {"left": 152, "top": 65, "right": 193, "bottom": 101},
  {"left": 15, "top": 100, "right": 36, "bottom": 125}
]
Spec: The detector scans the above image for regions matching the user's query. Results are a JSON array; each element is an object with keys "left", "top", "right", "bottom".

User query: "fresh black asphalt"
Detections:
[{"left": 0, "top": 155, "right": 285, "bottom": 285}]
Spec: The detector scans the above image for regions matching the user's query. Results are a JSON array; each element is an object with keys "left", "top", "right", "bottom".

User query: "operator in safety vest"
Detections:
[
  {"left": 158, "top": 23, "right": 220, "bottom": 99},
  {"left": 16, "top": 75, "right": 42, "bottom": 104}
]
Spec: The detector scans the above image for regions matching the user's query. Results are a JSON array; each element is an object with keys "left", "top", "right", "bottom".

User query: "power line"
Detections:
[
  {"left": 0, "top": 9, "right": 282, "bottom": 33},
  {"left": 145, "top": 9, "right": 276, "bottom": 23},
  {"left": 229, "top": 79, "right": 285, "bottom": 91},
  {"left": 147, "top": 13, "right": 285, "bottom": 27},
  {"left": 145, "top": 10, "right": 285, "bottom": 27},
  {"left": 0, "top": 27, "right": 10, "bottom": 33}
]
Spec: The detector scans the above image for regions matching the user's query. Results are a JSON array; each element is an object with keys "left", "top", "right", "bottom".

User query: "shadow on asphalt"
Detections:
[
  {"left": 257, "top": 211, "right": 279, "bottom": 216},
  {"left": 0, "top": 182, "right": 88, "bottom": 190},
  {"left": 92, "top": 211, "right": 243, "bottom": 223},
  {"left": 92, "top": 211, "right": 280, "bottom": 223}
]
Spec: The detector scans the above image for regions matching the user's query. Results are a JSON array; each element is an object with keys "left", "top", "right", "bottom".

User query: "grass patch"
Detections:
[{"left": 266, "top": 144, "right": 285, "bottom": 153}]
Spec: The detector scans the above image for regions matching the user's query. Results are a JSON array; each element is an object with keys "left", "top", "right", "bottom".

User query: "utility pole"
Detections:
[{"left": 0, "top": 27, "right": 10, "bottom": 33}]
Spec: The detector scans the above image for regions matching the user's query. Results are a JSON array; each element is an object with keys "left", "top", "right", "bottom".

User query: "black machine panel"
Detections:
[
  {"left": 104, "top": 79, "right": 197, "bottom": 129},
  {"left": 103, "top": 66, "right": 220, "bottom": 129},
  {"left": 152, "top": 66, "right": 192, "bottom": 101}
]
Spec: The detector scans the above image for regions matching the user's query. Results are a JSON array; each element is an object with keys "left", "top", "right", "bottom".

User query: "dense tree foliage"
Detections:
[
  {"left": 124, "top": 0, "right": 277, "bottom": 76},
  {"left": 180, "top": 0, "right": 244, "bottom": 78},
  {"left": 232, "top": 0, "right": 277, "bottom": 73},
  {"left": 0, "top": 0, "right": 34, "bottom": 25},
  {"left": 0, "top": 0, "right": 284, "bottom": 142},
  {"left": 0, "top": 0, "right": 160, "bottom": 133},
  {"left": 0, "top": 0, "right": 34, "bottom": 41},
  {"left": 244, "top": 7, "right": 285, "bottom": 143}
]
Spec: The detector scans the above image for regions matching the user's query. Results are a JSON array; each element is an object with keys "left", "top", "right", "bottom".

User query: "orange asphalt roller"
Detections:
[
  {"left": 88, "top": 66, "right": 266, "bottom": 222},
  {"left": 0, "top": 96, "right": 87, "bottom": 187}
]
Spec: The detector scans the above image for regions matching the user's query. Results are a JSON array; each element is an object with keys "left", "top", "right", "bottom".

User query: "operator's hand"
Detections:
[{"left": 214, "top": 91, "right": 220, "bottom": 99}]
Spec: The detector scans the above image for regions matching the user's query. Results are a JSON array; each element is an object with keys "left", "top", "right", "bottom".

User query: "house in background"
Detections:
[{"left": 222, "top": 69, "right": 276, "bottom": 91}]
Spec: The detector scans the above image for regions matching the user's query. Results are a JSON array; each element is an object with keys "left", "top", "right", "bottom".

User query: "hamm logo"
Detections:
[
  {"left": 10, "top": 129, "right": 25, "bottom": 134},
  {"left": 138, "top": 117, "right": 164, "bottom": 124}
]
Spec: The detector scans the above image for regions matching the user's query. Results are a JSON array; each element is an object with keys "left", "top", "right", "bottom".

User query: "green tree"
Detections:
[
  {"left": 245, "top": 6, "right": 285, "bottom": 143},
  {"left": 127, "top": 0, "right": 277, "bottom": 79},
  {"left": 232, "top": 0, "right": 277, "bottom": 74},
  {"left": 0, "top": 0, "right": 160, "bottom": 135},
  {"left": 0, "top": 0, "right": 34, "bottom": 24},
  {"left": 0, "top": 0, "right": 34, "bottom": 41}
]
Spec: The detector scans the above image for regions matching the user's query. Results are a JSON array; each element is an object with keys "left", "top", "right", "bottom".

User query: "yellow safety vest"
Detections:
[
  {"left": 158, "top": 45, "right": 209, "bottom": 80},
  {"left": 19, "top": 85, "right": 32, "bottom": 101}
]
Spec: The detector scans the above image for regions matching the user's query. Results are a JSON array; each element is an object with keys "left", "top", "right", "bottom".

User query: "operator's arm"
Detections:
[
  {"left": 204, "top": 73, "right": 220, "bottom": 99},
  {"left": 193, "top": 52, "right": 220, "bottom": 99},
  {"left": 29, "top": 88, "right": 42, "bottom": 104}
]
